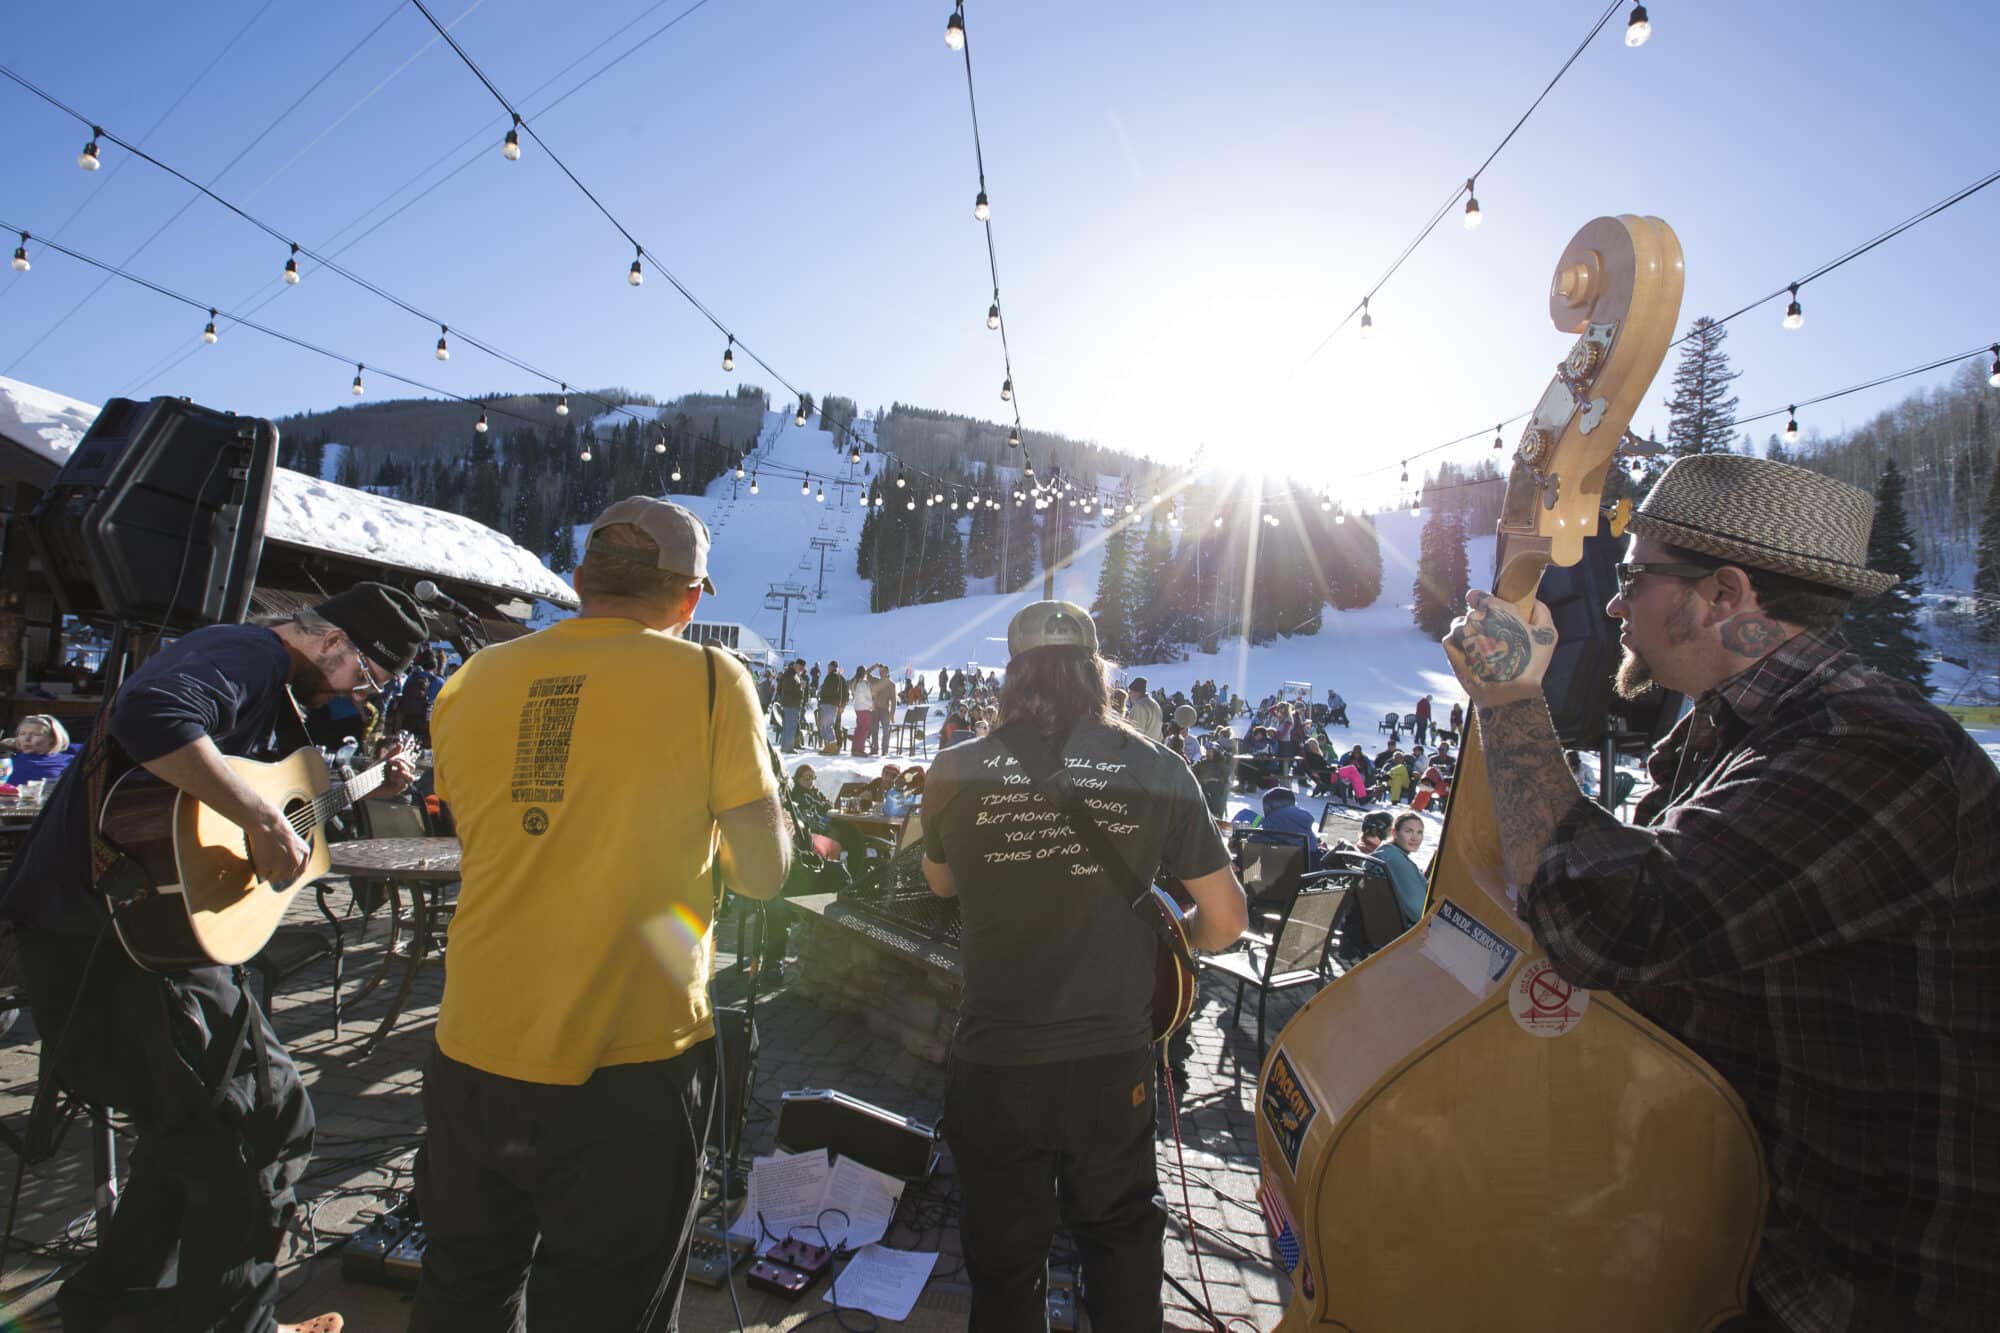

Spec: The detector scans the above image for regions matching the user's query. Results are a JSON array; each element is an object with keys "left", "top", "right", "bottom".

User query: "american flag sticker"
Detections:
[{"left": 1258, "top": 1182, "right": 1300, "bottom": 1272}]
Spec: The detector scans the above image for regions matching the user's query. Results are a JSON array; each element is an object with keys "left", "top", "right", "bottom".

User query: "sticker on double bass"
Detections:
[
  {"left": 1508, "top": 958, "right": 1591, "bottom": 1037},
  {"left": 1418, "top": 898, "right": 1520, "bottom": 997},
  {"left": 1260, "top": 1050, "right": 1317, "bottom": 1175}
]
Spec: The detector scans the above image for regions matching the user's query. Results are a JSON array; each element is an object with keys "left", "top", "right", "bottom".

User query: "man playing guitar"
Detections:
[{"left": 2, "top": 582, "right": 426, "bottom": 1333}]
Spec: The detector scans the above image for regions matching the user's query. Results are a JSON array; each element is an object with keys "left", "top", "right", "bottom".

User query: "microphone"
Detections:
[{"left": 413, "top": 579, "right": 476, "bottom": 620}]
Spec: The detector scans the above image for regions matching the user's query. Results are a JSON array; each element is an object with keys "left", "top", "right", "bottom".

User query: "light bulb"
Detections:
[
  {"left": 1493, "top": 426, "right": 1504, "bottom": 450},
  {"left": 987, "top": 302, "right": 1001, "bottom": 330},
  {"left": 1008, "top": 427, "right": 1020, "bottom": 448},
  {"left": 873, "top": 494, "right": 883, "bottom": 506},
  {"left": 750, "top": 476, "right": 759, "bottom": 494},
  {"left": 974, "top": 190, "right": 989, "bottom": 221},
  {"left": 896, "top": 473, "right": 907, "bottom": 488},
  {"left": 1335, "top": 511, "right": 1345, "bottom": 525},
  {"left": 581, "top": 447, "right": 594, "bottom": 461},
  {"left": 945, "top": 9, "right": 965, "bottom": 50},
  {"left": 656, "top": 439, "right": 668, "bottom": 455},
  {"left": 850, "top": 446, "right": 862, "bottom": 464},
  {"left": 1989, "top": 345, "right": 2000, "bottom": 388},
  {"left": 1399, "top": 462, "right": 1409, "bottom": 483},
  {"left": 436, "top": 326, "right": 450, "bottom": 360},
  {"left": 1783, "top": 285, "right": 1803, "bottom": 331},
  {"left": 351, "top": 365, "right": 365, "bottom": 396},
  {"left": 816, "top": 484, "right": 825, "bottom": 503},
  {"left": 1463, "top": 181, "right": 1481, "bottom": 229},
  {"left": 503, "top": 122, "right": 522, "bottom": 161},
  {"left": 951, "top": 498, "right": 961, "bottom": 510},
  {"left": 1784, "top": 408, "right": 1799, "bottom": 443},
  {"left": 1625, "top": 4, "right": 1651, "bottom": 46},
  {"left": 722, "top": 336, "right": 735, "bottom": 372},
  {"left": 202, "top": 309, "right": 218, "bottom": 344},
  {"left": 907, "top": 499, "right": 917, "bottom": 511},
  {"left": 284, "top": 243, "right": 301, "bottom": 285},
  {"left": 672, "top": 465, "right": 683, "bottom": 482},
  {"left": 1410, "top": 501, "right": 1421, "bottom": 517},
  {"left": 10, "top": 234, "right": 28, "bottom": 273},
  {"left": 736, "top": 461, "right": 746, "bottom": 478},
  {"left": 1359, "top": 301, "right": 1373, "bottom": 339},
  {"left": 1213, "top": 515, "right": 1224, "bottom": 528},
  {"left": 1321, "top": 498, "right": 1331, "bottom": 511},
  {"left": 476, "top": 411, "right": 489, "bottom": 434},
  {"left": 556, "top": 392, "right": 569, "bottom": 416},
  {"left": 795, "top": 404, "right": 808, "bottom": 427},
  {"left": 1000, "top": 377, "right": 1012, "bottom": 402},
  {"left": 628, "top": 253, "right": 644, "bottom": 286},
  {"left": 802, "top": 477, "right": 811, "bottom": 495},
  {"left": 78, "top": 134, "right": 101, "bottom": 171}
]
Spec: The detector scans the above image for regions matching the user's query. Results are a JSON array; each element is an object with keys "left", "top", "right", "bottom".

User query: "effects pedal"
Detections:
[
  {"left": 340, "top": 1201, "right": 416, "bottom": 1286},
  {"left": 686, "top": 1225, "right": 754, "bottom": 1287},
  {"left": 1048, "top": 1266, "right": 1079, "bottom": 1331},
  {"left": 746, "top": 1257, "right": 817, "bottom": 1300},
  {"left": 767, "top": 1236, "right": 835, "bottom": 1281},
  {"left": 383, "top": 1225, "right": 429, "bottom": 1288}
]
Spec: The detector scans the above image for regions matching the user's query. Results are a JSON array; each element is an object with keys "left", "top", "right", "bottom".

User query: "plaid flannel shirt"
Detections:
[{"left": 1521, "top": 629, "right": 2000, "bottom": 1332}]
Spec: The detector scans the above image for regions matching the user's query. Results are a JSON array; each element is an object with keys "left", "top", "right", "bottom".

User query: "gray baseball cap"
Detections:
[
  {"left": 1007, "top": 600, "right": 1098, "bottom": 658},
  {"left": 586, "top": 496, "right": 715, "bottom": 593}
]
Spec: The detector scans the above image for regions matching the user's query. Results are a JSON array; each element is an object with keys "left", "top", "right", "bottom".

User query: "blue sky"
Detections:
[{"left": 1, "top": 0, "right": 1995, "bottom": 495}]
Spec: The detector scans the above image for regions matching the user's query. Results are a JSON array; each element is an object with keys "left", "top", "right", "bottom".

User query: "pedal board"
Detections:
[
  {"left": 384, "top": 1225, "right": 429, "bottom": 1288},
  {"left": 745, "top": 1237, "right": 835, "bottom": 1301},
  {"left": 686, "top": 1224, "right": 755, "bottom": 1287},
  {"left": 1049, "top": 1266, "right": 1079, "bottom": 1331}
]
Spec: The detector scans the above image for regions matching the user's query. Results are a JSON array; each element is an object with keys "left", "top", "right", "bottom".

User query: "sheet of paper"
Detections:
[
  {"left": 824, "top": 1245, "right": 939, "bottom": 1322},
  {"left": 727, "top": 1149, "right": 831, "bottom": 1251},
  {"left": 821, "top": 1156, "right": 906, "bottom": 1251}
]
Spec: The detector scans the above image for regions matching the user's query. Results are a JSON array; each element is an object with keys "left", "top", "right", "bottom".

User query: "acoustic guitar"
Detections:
[
  {"left": 1253, "top": 217, "right": 1768, "bottom": 1330},
  {"left": 100, "top": 744, "right": 403, "bottom": 971},
  {"left": 1149, "top": 884, "right": 1197, "bottom": 1042}
]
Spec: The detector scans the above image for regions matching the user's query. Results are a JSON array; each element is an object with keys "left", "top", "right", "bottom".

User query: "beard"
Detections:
[
  {"left": 289, "top": 642, "right": 347, "bottom": 707},
  {"left": 1613, "top": 589, "right": 1697, "bottom": 701}
]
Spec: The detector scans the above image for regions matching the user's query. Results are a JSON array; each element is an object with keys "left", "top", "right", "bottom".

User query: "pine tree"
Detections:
[
  {"left": 1665, "top": 316, "right": 1742, "bottom": 457},
  {"left": 1329, "top": 513, "right": 1383, "bottom": 610},
  {"left": 1130, "top": 512, "right": 1181, "bottom": 662},
  {"left": 1844, "top": 459, "right": 1930, "bottom": 689},
  {"left": 1975, "top": 446, "right": 2000, "bottom": 644},
  {"left": 965, "top": 497, "right": 999, "bottom": 581},
  {"left": 1411, "top": 508, "right": 1468, "bottom": 637},
  {"left": 920, "top": 512, "right": 969, "bottom": 603},
  {"left": 1091, "top": 522, "right": 1136, "bottom": 659},
  {"left": 1000, "top": 498, "right": 1037, "bottom": 593}
]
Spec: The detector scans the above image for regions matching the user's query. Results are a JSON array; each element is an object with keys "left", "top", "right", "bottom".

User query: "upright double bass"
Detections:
[{"left": 1254, "top": 216, "right": 1767, "bottom": 1331}]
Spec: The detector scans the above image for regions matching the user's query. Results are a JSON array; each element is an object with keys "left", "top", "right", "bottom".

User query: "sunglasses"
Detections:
[
  {"left": 1614, "top": 561, "right": 1718, "bottom": 600},
  {"left": 349, "top": 644, "right": 392, "bottom": 695}
]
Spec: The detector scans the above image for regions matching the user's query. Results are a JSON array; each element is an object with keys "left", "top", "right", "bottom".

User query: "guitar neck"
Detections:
[{"left": 319, "top": 759, "right": 389, "bottom": 826}]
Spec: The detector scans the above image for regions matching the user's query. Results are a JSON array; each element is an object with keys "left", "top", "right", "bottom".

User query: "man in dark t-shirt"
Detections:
[
  {"left": 922, "top": 600, "right": 1245, "bottom": 1332},
  {"left": 1, "top": 584, "right": 426, "bottom": 1333}
]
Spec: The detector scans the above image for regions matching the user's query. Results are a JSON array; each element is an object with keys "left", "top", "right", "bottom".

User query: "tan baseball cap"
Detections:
[
  {"left": 586, "top": 496, "right": 716, "bottom": 593},
  {"left": 1007, "top": 600, "right": 1098, "bottom": 657}
]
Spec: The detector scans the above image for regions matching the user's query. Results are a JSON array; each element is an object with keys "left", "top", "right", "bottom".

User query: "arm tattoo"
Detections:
[
  {"left": 1456, "top": 606, "right": 1533, "bottom": 683},
  {"left": 1477, "top": 697, "right": 1587, "bottom": 891},
  {"left": 1718, "top": 614, "right": 1785, "bottom": 658},
  {"left": 1531, "top": 627, "right": 1556, "bottom": 646}
]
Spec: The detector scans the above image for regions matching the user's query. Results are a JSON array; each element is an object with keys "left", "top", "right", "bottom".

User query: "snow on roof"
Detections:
[{"left": 0, "top": 376, "right": 576, "bottom": 608}]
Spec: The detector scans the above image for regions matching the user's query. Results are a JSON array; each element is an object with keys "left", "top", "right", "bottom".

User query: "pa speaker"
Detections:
[
  {"left": 776, "top": 1089, "right": 939, "bottom": 1181},
  {"left": 30, "top": 397, "right": 278, "bottom": 633}
]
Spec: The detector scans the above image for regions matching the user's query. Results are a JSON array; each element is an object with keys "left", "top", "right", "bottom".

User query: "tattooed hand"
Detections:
[{"left": 1442, "top": 590, "right": 1558, "bottom": 706}]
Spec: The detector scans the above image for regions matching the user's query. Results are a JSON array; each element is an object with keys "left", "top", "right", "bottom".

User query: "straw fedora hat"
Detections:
[{"left": 1628, "top": 454, "right": 1897, "bottom": 597}]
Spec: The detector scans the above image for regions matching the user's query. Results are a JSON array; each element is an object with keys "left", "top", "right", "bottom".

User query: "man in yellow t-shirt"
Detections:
[{"left": 410, "top": 496, "right": 789, "bottom": 1332}]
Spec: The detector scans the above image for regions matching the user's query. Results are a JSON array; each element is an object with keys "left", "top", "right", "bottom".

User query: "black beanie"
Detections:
[{"left": 313, "top": 582, "right": 428, "bottom": 674}]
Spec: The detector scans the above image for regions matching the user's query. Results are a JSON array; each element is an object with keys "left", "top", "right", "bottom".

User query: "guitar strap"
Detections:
[{"left": 990, "top": 723, "right": 1193, "bottom": 972}]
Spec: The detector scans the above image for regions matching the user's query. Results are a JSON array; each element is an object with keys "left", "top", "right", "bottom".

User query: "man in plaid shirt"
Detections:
[{"left": 1443, "top": 456, "right": 1998, "bottom": 1332}]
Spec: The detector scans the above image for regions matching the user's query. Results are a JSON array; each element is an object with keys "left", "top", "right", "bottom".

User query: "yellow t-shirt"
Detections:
[{"left": 428, "top": 617, "right": 776, "bottom": 1084}]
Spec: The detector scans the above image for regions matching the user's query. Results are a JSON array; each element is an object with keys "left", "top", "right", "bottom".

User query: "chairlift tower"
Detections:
[
  {"left": 764, "top": 581, "right": 812, "bottom": 653},
  {"left": 808, "top": 537, "right": 841, "bottom": 597}
]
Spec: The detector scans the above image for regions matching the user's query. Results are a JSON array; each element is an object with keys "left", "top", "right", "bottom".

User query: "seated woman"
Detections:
[
  {"left": 788, "top": 765, "right": 833, "bottom": 830},
  {"left": 1234, "top": 726, "right": 1285, "bottom": 790},
  {"left": 1297, "top": 734, "right": 1337, "bottom": 793},
  {"left": 5, "top": 714, "right": 80, "bottom": 785}
]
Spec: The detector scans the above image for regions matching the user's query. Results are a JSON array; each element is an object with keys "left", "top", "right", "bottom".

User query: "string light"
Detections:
[
  {"left": 1625, "top": 4, "right": 1651, "bottom": 47},
  {"left": 503, "top": 115, "right": 522, "bottom": 161},
  {"left": 986, "top": 299, "right": 1001, "bottom": 330},
  {"left": 1399, "top": 461, "right": 1409, "bottom": 483},
  {"left": 750, "top": 473, "right": 759, "bottom": 494},
  {"left": 628, "top": 247, "right": 644, "bottom": 286},
  {"left": 11, "top": 233, "right": 29, "bottom": 272},
  {"left": 873, "top": 492, "right": 883, "bottom": 506},
  {"left": 475, "top": 410, "right": 489, "bottom": 434},
  {"left": 816, "top": 482, "right": 825, "bottom": 503},
  {"left": 795, "top": 400, "right": 809, "bottom": 427},
  {"left": 1000, "top": 377, "right": 1012, "bottom": 402},
  {"left": 1783, "top": 284, "right": 1803, "bottom": 331},
  {"left": 1492, "top": 425, "right": 1504, "bottom": 450},
  {"left": 77, "top": 129, "right": 102, "bottom": 171},
  {"left": 944, "top": 6, "right": 965, "bottom": 50},
  {"left": 655, "top": 432, "right": 668, "bottom": 454},
  {"left": 1784, "top": 406, "right": 1799, "bottom": 443},
  {"left": 974, "top": 190, "right": 989, "bottom": 221},
  {"left": 895, "top": 471, "right": 907, "bottom": 489},
  {"left": 1359, "top": 297, "right": 1373, "bottom": 339},
  {"left": 722, "top": 335, "right": 735, "bottom": 372},
  {"left": 1213, "top": 515, "right": 1224, "bottom": 528},
  {"left": 1409, "top": 498, "right": 1421, "bottom": 517},
  {"left": 1463, "top": 179, "right": 1482, "bottom": 229},
  {"left": 580, "top": 446, "right": 593, "bottom": 461},
  {"left": 850, "top": 445, "right": 862, "bottom": 464},
  {"left": 735, "top": 459, "right": 746, "bottom": 479},
  {"left": 1335, "top": 511, "right": 1346, "bottom": 525},
  {"left": 802, "top": 476, "right": 811, "bottom": 496},
  {"left": 202, "top": 309, "right": 218, "bottom": 344},
  {"left": 556, "top": 386, "right": 569, "bottom": 416},
  {"left": 1990, "top": 344, "right": 2000, "bottom": 388},
  {"left": 351, "top": 363, "right": 365, "bottom": 396},
  {"left": 906, "top": 498, "right": 917, "bottom": 511},
  {"left": 1008, "top": 426, "right": 1020, "bottom": 448},
  {"left": 284, "top": 243, "right": 301, "bottom": 285},
  {"left": 671, "top": 462, "right": 682, "bottom": 482},
  {"left": 436, "top": 325, "right": 450, "bottom": 360}
]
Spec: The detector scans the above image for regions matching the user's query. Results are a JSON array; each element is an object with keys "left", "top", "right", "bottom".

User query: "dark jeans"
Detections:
[
  {"left": 17, "top": 926, "right": 314, "bottom": 1333},
  {"left": 944, "top": 1049, "right": 1164, "bottom": 1332},
  {"left": 410, "top": 1041, "right": 716, "bottom": 1333}
]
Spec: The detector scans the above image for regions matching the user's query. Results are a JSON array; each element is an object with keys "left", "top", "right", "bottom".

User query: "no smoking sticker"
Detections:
[{"left": 1508, "top": 959, "right": 1590, "bottom": 1038}]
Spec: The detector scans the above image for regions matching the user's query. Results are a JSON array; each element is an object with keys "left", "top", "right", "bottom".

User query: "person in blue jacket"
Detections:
[
  {"left": 1248, "top": 785, "right": 1325, "bottom": 872},
  {"left": 4, "top": 713, "right": 81, "bottom": 784},
  {"left": 1375, "top": 811, "right": 1431, "bottom": 927}
]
